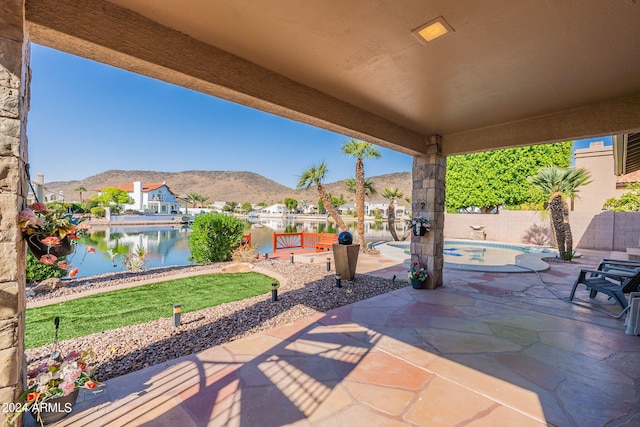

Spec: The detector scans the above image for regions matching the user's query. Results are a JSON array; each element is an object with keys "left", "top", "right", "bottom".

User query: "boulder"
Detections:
[
  {"left": 220, "top": 263, "right": 253, "bottom": 273},
  {"left": 33, "top": 277, "right": 65, "bottom": 294}
]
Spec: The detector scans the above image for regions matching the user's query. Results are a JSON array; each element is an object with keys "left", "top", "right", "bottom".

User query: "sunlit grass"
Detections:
[{"left": 26, "top": 272, "right": 275, "bottom": 348}]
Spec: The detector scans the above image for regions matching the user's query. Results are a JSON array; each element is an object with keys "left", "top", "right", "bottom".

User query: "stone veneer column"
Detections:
[
  {"left": 0, "top": 0, "right": 29, "bottom": 424},
  {"left": 411, "top": 135, "right": 445, "bottom": 289}
]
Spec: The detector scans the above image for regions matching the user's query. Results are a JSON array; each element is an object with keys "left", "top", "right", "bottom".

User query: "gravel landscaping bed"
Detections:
[{"left": 25, "top": 260, "right": 407, "bottom": 382}]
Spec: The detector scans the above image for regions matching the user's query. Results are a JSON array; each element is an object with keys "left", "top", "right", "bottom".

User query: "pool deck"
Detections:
[{"left": 26, "top": 246, "right": 640, "bottom": 427}]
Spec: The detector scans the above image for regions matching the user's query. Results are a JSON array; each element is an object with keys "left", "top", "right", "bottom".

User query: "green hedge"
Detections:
[{"left": 189, "top": 213, "right": 245, "bottom": 263}]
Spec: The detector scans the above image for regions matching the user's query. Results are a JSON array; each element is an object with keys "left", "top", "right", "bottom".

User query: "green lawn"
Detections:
[{"left": 26, "top": 272, "right": 276, "bottom": 349}]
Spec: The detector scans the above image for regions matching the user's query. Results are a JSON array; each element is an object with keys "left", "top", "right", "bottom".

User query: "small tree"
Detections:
[
  {"left": 189, "top": 213, "right": 245, "bottom": 263},
  {"left": 94, "top": 188, "right": 133, "bottom": 214},
  {"left": 241, "top": 202, "right": 253, "bottom": 214},
  {"left": 284, "top": 197, "right": 298, "bottom": 212},
  {"left": 603, "top": 183, "right": 640, "bottom": 211},
  {"left": 528, "top": 166, "right": 591, "bottom": 260},
  {"left": 223, "top": 201, "right": 239, "bottom": 213}
]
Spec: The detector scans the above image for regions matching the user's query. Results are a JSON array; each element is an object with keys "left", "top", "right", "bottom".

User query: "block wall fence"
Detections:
[{"left": 444, "top": 210, "right": 640, "bottom": 252}]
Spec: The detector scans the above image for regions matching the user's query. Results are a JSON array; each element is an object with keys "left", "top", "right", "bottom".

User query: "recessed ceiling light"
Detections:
[{"left": 412, "top": 16, "right": 454, "bottom": 44}]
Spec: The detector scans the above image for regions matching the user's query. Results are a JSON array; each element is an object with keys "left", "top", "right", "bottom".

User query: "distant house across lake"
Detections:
[{"left": 109, "top": 181, "right": 180, "bottom": 214}]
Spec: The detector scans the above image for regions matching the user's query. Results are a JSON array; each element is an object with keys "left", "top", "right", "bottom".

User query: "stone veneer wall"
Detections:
[
  {"left": 411, "top": 136, "right": 446, "bottom": 289},
  {"left": 444, "top": 210, "right": 640, "bottom": 252},
  {"left": 0, "top": 0, "right": 28, "bottom": 424}
]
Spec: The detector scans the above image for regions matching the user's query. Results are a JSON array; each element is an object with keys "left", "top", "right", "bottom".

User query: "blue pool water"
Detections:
[{"left": 387, "top": 239, "right": 555, "bottom": 267}]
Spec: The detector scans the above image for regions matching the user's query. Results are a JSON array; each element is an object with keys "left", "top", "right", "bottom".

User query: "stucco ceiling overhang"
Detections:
[{"left": 25, "top": 0, "right": 640, "bottom": 169}]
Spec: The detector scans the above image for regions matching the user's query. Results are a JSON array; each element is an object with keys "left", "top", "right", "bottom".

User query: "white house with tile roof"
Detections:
[{"left": 109, "top": 181, "right": 180, "bottom": 214}]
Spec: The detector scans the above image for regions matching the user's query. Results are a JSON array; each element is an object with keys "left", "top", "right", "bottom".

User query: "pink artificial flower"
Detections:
[
  {"left": 66, "top": 368, "right": 81, "bottom": 383},
  {"left": 86, "top": 246, "right": 96, "bottom": 253},
  {"left": 19, "top": 209, "right": 36, "bottom": 222},
  {"left": 39, "top": 254, "right": 57, "bottom": 265},
  {"left": 59, "top": 380, "right": 75, "bottom": 396},
  {"left": 30, "top": 202, "right": 47, "bottom": 212},
  {"left": 41, "top": 236, "right": 61, "bottom": 247},
  {"left": 68, "top": 268, "right": 79, "bottom": 278},
  {"left": 57, "top": 260, "right": 71, "bottom": 269},
  {"left": 77, "top": 223, "right": 90, "bottom": 230}
]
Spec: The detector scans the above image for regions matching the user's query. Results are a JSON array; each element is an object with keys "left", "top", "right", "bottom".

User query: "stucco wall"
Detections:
[{"left": 444, "top": 210, "right": 640, "bottom": 252}]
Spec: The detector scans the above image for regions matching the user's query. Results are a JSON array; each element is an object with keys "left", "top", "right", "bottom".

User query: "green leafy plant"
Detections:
[
  {"left": 26, "top": 252, "right": 67, "bottom": 283},
  {"left": 603, "top": 183, "right": 640, "bottom": 211},
  {"left": 90, "top": 206, "right": 106, "bottom": 218},
  {"left": 189, "top": 213, "right": 245, "bottom": 263}
]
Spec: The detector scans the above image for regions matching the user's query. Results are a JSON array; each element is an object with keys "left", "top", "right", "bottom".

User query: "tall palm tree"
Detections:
[
  {"left": 74, "top": 186, "right": 87, "bottom": 203},
  {"left": 341, "top": 140, "right": 381, "bottom": 251},
  {"left": 528, "top": 166, "right": 591, "bottom": 260},
  {"left": 297, "top": 161, "right": 347, "bottom": 231},
  {"left": 382, "top": 187, "right": 404, "bottom": 241}
]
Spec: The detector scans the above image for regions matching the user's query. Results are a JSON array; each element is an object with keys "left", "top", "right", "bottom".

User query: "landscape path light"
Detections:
[{"left": 173, "top": 304, "right": 181, "bottom": 327}]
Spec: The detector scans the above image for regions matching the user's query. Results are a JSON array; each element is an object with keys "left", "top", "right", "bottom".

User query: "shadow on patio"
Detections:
[{"left": 40, "top": 249, "right": 640, "bottom": 427}]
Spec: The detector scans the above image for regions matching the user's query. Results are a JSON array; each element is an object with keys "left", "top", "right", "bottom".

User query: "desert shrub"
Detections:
[
  {"left": 231, "top": 243, "right": 259, "bottom": 262},
  {"left": 26, "top": 252, "right": 66, "bottom": 283},
  {"left": 189, "top": 213, "right": 245, "bottom": 263},
  {"left": 90, "top": 206, "right": 106, "bottom": 218}
]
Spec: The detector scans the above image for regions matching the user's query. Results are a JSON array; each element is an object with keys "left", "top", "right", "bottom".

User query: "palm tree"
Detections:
[
  {"left": 344, "top": 178, "right": 377, "bottom": 197},
  {"left": 382, "top": 187, "right": 404, "bottom": 241},
  {"left": 74, "top": 186, "right": 87, "bottom": 203},
  {"left": 528, "top": 166, "right": 591, "bottom": 260},
  {"left": 186, "top": 192, "right": 200, "bottom": 208},
  {"left": 341, "top": 140, "right": 381, "bottom": 251},
  {"left": 197, "top": 194, "right": 209, "bottom": 208},
  {"left": 297, "top": 161, "right": 347, "bottom": 231}
]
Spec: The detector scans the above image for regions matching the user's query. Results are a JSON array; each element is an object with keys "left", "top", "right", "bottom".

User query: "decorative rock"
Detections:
[
  {"left": 221, "top": 262, "right": 253, "bottom": 273},
  {"left": 41, "top": 277, "right": 65, "bottom": 288}
]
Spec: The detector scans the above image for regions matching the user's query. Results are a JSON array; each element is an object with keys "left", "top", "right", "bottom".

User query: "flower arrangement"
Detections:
[
  {"left": 408, "top": 262, "right": 428, "bottom": 281},
  {"left": 407, "top": 216, "right": 431, "bottom": 229},
  {"left": 19, "top": 202, "right": 92, "bottom": 276},
  {"left": 6, "top": 349, "right": 98, "bottom": 425}
]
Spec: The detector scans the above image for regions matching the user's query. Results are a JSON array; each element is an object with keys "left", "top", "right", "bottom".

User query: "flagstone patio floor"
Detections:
[{"left": 35, "top": 248, "right": 640, "bottom": 426}]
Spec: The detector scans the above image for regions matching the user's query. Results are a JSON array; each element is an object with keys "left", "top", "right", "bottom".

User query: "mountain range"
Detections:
[{"left": 43, "top": 170, "right": 412, "bottom": 205}]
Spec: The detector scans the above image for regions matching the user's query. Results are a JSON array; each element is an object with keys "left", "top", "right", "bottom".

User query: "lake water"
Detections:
[{"left": 65, "top": 219, "right": 408, "bottom": 278}]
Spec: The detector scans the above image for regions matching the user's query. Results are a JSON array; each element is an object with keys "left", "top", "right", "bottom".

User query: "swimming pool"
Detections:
[{"left": 384, "top": 239, "right": 556, "bottom": 272}]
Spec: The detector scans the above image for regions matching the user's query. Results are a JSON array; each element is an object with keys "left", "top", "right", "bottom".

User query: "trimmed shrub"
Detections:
[
  {"left": 90, "top": 206, "right": 106, "bottom": 218},
  {"left": 26, "top": 252, "right": 67, "bottom": 283},
  {"left": 189, "top": 213, "right": 245, "bottom": 263}
]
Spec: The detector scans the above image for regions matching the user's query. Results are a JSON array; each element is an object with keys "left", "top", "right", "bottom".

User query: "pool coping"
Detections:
[{"left": 376, "top": 239, "right": 553, "bottom": 273}]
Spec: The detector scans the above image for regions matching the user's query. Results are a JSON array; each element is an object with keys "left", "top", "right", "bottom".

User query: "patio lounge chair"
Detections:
[
  {"left": 596, "top": 259, "right": 640, "bottom": 277},
  {"left": 570, "top": 267, "right": 640, "bottom": 309}
]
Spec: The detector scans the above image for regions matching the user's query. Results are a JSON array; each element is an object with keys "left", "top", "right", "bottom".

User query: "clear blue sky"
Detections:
[
  {"left": 28, "top": 44, "right": 612, "bottom": 187},
  {"left": 28, "top": 44, "right": 412, "bottom": 188}
]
